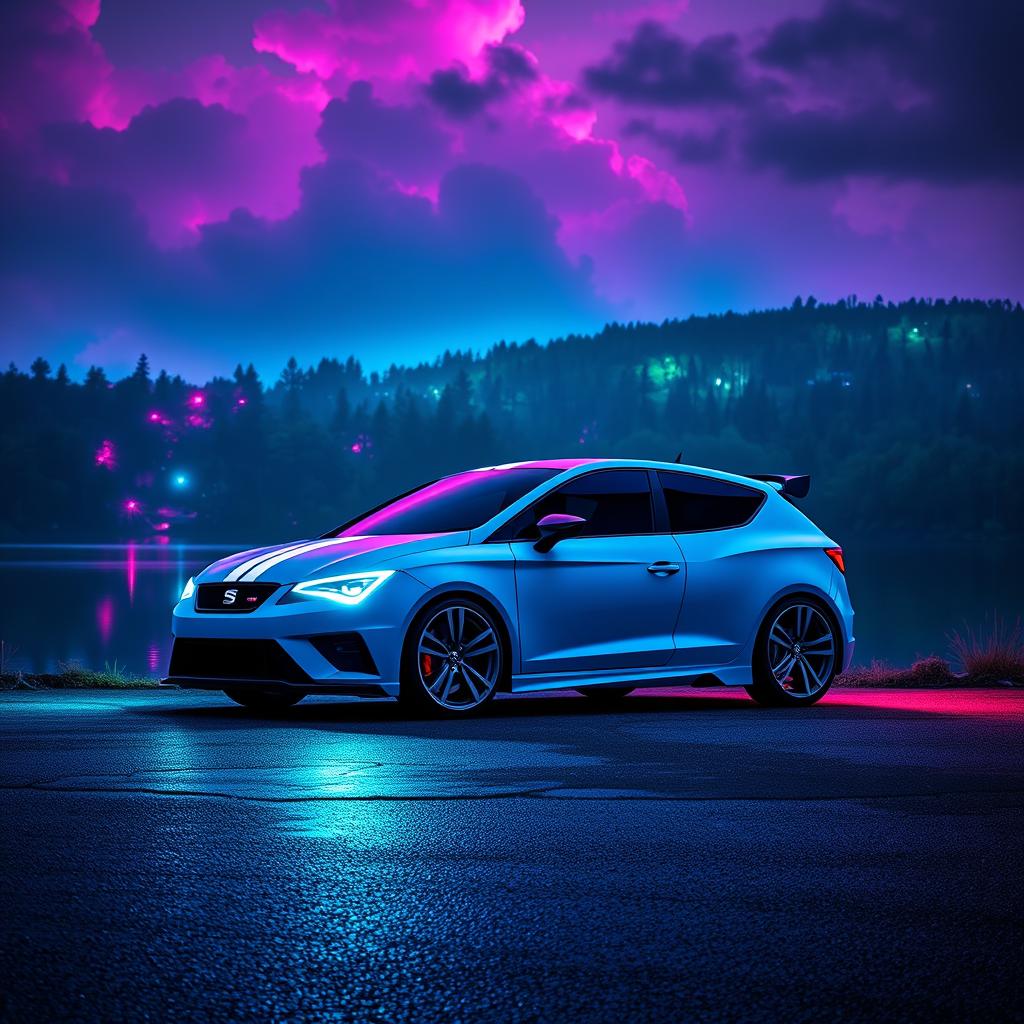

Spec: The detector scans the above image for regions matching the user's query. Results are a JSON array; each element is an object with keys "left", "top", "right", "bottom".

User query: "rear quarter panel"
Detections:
[{"left": 671, "top": 492, "right": 843, "bottom": 668}]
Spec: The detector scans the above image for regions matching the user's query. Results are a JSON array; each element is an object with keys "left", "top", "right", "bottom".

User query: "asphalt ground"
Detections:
[{"left": 1, "top": 687, "right": 1021, "bottom": 1023}]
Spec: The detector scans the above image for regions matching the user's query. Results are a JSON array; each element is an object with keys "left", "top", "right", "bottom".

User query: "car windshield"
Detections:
[{"left": 328, "top": 467, "right": 559, "bottom": 537}]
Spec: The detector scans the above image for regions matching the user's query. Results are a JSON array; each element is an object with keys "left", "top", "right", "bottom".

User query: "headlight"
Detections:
[
  {"left": 289, "top": 570, "right": 394, "bottom": 606},
  {"left": 180, "top": 577, "right": 195, "bottom": 601}
]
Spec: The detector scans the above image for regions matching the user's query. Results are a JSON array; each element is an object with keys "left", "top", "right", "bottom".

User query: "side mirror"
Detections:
[{"left": 534, "top": 513, "right": 586, "bottom": 553}]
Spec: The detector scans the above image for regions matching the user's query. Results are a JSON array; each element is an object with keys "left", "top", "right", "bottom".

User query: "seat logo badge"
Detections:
[{"left": 223, "top": 588, "right": 238, "bottom": 605}]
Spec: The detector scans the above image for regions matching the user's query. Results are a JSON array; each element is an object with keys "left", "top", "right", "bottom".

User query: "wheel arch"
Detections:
[
  {"left": 400, "top": 585, "right": 517, "bottom": 688},
  {"left": 751, "top": 587, "right": 845, "bottom": 671}
]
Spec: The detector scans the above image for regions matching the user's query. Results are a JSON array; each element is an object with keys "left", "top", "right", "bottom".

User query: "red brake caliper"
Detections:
[{"left": 421, "top": 654, "right": 433, "bottom": 677}]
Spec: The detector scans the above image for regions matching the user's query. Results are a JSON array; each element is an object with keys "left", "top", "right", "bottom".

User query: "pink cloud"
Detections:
[
  {"left": 45, "top": 95, "right": 323, "bottom": 246},
  {"left": 4, "top": 0, "right": 695, "bottom": 334},
  {"left": 625, "top": 153, "right": 688, "bottom": 213},
  {"left": 254, "top": 0, "right": 525, "bottom": 85},
  {"left": 0, "top": 0, "right": 112, "bottom": 137}
]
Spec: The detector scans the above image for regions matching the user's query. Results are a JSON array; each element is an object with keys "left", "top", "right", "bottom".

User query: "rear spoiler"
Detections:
[{"left": 747, "top": 474, "right": 810, "bottom": 499}]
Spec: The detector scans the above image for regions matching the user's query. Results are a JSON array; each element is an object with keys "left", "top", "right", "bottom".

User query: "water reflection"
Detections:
[
  {"left": 0, "top": 541, "right": 1020, "bottom": 676},
  {"left": 0, "top": 544, "right": 234, "bottom": 675}
]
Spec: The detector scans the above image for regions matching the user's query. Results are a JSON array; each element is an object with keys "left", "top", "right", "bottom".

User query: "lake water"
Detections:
[{"left": 0, "top": 542, "right": 1020, "bottom": 677}]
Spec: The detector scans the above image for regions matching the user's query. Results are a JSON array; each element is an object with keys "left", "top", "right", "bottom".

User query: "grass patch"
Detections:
[
  {"left": 948, "top": 615, "right": 1024, "bottom": 686},
  {"left": 837, "top": 656, "right": 959, "bottom": 688},
  {"left": 839, "top": 616, "right": 1024, "bottom": 688},
  {"left": 0, "top": 659, "right": 158, "bottom": 690}
]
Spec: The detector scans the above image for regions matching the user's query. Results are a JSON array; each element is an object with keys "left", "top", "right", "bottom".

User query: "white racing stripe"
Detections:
[
  {"left": 240, "top": 536, "right": 368, "bottom": 582},
  {"left": 224, "top": 541, "right": 315, "bottom": 582}
]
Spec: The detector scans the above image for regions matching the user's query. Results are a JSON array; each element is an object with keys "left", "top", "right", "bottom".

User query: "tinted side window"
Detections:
[
  {"left": 658, "top": 472, "right": 764, "bottom": 532},
  {"left": 508, "top": 470, "right": 654, "bottom": 540}
]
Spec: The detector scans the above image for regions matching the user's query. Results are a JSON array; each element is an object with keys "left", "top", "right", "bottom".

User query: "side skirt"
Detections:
[{"left": 510, "top": 663, "right": 753, "bottom": 693}]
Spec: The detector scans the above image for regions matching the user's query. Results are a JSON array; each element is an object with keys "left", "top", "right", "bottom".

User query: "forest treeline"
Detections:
[{"left": 2, "top": 296, "right": 1022, "bottom": 543}]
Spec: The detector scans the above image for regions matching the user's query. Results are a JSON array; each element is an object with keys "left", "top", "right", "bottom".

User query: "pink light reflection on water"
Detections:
[
  {"left": 96, "top": 596, "right": 114, "bottom": 645},
  {"left": 126, "top": 543, "right": 136, "bottom": 604}
]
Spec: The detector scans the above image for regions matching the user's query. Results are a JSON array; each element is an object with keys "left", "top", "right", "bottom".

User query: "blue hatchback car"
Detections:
[{"left": 165, "top": 459, "right": 855, "bottom": 714}]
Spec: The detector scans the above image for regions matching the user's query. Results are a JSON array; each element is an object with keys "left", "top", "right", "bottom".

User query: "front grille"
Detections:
[
  {"left": 196, "top": 583, "right": 278, "bottom": 613},
  {"left": 168, "top": 638, "right": 310, "bottom": 683},
  {"left": 308, "top": 632, "right": 378, "bottom": 675}
]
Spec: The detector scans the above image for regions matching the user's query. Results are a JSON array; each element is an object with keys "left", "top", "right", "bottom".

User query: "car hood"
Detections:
[{"left": 198, "top": 533, "right": 469, "bottom": 585}]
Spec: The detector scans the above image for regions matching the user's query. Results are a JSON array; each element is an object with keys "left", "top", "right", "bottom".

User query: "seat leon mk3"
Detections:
[{"left": 165, "top": 459, "right": 854, "bottom": 714}]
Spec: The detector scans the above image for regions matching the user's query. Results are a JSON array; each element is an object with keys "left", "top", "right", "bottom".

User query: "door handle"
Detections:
[{"left": 647, "top": 561, "right": 681, "bottom": 576}]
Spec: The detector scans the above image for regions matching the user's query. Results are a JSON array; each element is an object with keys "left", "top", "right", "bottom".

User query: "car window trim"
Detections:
[
  {"left": 485, "top": 467, "right": 659, "bottom": 543},
  {"left": 655, "top": 469, "right": 767, "bottom": 534}
]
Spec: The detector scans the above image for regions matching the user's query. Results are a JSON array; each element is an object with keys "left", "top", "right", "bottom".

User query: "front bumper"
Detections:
[{"left": 167, "top": 569, "right": 429, "bottom": 697}]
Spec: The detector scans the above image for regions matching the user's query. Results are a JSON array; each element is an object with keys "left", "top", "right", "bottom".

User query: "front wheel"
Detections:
[
  {"left": 745, "top": 597, "right": 839, "bottom": 707},
  {"left": 224, "top": 686, "right": 305, "bottom": 711},
  {"left": 401, "top": 597, "right": 506, "bottom": 715}
]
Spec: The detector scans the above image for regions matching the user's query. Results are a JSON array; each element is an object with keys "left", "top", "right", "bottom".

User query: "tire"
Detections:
[
  {"left": 401, "top": 596, "right": 507, "bottom": 716},
  {"left": 224, "top": 686, "right": 305, "bottom": 711},
  {"left": 577, "top": 687, "right": 634, "bottom": 702},
  {"left": 745, "top": 595, "right": 840, "bottom": 707}
]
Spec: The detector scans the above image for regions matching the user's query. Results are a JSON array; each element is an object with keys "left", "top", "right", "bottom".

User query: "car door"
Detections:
[
  {"left": 657, "top": 470, "right": 768, "bottom": 667},
  {"left": 507, "top": 469, "right": 686, "bottom": 673}
]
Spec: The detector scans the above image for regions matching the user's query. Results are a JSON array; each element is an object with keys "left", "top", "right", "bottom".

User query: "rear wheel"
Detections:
[
  {"left": 401, "top": 597, "right": 506, "bottom": 716},
  {"left": 746, "top": 597, "right": 839, "bottom": 707},
  {"left": 224, "top": 686, "right": 305, "bottom": 711},
  {"left": 577, "top": 687, "right": 634, "bottom": 702}
]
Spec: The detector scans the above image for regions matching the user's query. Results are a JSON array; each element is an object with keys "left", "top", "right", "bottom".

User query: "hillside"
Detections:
[{"left": 2, "top": 296, "right": 1022, "bottom": 542}]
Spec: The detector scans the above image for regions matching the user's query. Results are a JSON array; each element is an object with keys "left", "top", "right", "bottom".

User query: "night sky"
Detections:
[{"left": 2, "top": 0, "right": 1021, "bottom": 379}]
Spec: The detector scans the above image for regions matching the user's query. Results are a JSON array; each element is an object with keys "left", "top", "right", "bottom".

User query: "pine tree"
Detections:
[{"left": 132, "top": 354, "right": 151, "bottom": 383}]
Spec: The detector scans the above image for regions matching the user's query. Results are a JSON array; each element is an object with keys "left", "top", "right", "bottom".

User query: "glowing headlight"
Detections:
[
  {"left": 290, "top": 570, "right": 394, "bottom": 606},
  {"left": 180, "top": 577, "right": 195, "bottom": 601}
]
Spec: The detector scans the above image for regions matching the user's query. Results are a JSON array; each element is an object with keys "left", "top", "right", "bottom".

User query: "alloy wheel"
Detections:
[
  {"left": 416, "top": 604, "right": 502, "bottom": 710},
  {"left": 766, "top": 603, "right": 836, "bottom": 698}
]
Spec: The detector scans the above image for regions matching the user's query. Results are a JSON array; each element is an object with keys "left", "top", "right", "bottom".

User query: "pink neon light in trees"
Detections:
[{"left": 94, "top": 440, "right": 116, "bottom": 468}]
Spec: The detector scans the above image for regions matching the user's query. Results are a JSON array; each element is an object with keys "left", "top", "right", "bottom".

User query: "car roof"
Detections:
[{"left": 479, "top": 458, "right": 772, "bottom": 492}]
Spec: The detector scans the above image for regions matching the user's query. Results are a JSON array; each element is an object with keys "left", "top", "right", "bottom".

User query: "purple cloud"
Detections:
[
  {"left": 584, "top": 21, "right": 777, "bottom": 107},
  {"left": 0, "top": 0, "right": 1020, "bottom": 380}
]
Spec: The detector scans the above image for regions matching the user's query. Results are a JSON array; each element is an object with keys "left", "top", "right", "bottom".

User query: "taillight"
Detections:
[{"left": 824, "top": 547, "right": 845, "bottom": 574}]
